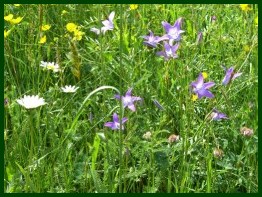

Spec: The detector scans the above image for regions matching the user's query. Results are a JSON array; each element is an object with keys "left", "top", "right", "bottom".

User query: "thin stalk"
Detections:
[{"left": 118, "top": 4, "right": 124, "bottom": 193}]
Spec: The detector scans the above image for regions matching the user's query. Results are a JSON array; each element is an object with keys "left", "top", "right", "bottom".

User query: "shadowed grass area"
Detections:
[{"left": 4, "top": 4, "right": 258, "bottom": 193}]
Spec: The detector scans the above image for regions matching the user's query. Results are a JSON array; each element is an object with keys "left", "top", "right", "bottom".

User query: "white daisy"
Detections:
[
  {"left": 17, "top": 95, "right": 46, "bottom": 109},
  {"left": 40, "top": 61, "right": 61, "bottom": 72},
  {"left": 61, "top": 85, "right": 79, "bottom": 93}
]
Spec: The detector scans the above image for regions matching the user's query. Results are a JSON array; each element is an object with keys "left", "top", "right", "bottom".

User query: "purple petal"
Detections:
[
  {"left": 115, "top": 94, "right": 121, "bottom": 100},
  {"left": 108, "top": 11, "right": 115, "bottom": 22},
  {"left": 126, "top": 88, "right": 132, "bottom": 97},
  {"left": 143, "top": 41, "right": 157, "bottom": 48},
  {"left": 132, "top": 96, "right": 141, "bottom": 102},
  {"left": 128, "top": 104, "right": 136, "bottom": 111},
  {"left": 197, "top": 89, "right": 214, "bottom": 98},
  {"left": 102, "top": 20, "right": 111, "bottom": 27},
  {"left": 232, "top": 72, "right": 242, "bottom": 80},
  {"left": 113, "top": 113, "right": 119, "bottom": 123},
  {"left": 174, "top": 17, "right": 183, "bottom": 29},
  {"left": 121, "top": 117, "right": 128, "bottom": 124},
  {"left": 171, "top": 43, "right": 179, "bottom": 53},
  {"left": 164, "top": 42, "right": 171, "bottom": 51},
  {"left": 156, "top": 34, "right": 169, "bottom": 42},
  {"left": 203, "top": 82, "right": 215, "bottom": 89},
  {"left": 104, "top": 122, "right": 114, "bottom": 128},
  {"left": 156, "top": 51, "right": 166, "bottom": 57},
  {"left": 162, "top": 21, "right": 172, "bottom": 32},
  {"left": 90, "top": 27, "right": 101, "bottom": 35}
]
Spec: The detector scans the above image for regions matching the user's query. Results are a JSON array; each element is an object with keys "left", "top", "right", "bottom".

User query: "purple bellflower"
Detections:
[
  {"left": 142, "top": 30, "right": 168, "bottom": 48},
  {"left": 210, "top": 109, "right": 228, "bottom": 121},
  {"left": 191, "top": 73, "right": 215, "bottom": 99},
  {"left": 156, "top": 42, "right": 179, "bottom": 60},
  {"left": 115, "top": 88, "right": 141, "bottom": 112},
  {"left": 104, "top": 113, "right": 128, "bottom": 130},
  {"left": 162, "top": 18, "right": 185, "bottom": 45},
  {"left": 222, "top": 66, "right": 242, "bottom": 85},
  {"left": 101, "top": 11, "right": 115, "bottom": 34}
]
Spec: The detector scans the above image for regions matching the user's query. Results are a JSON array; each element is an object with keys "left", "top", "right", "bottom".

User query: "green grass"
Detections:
[{"left": 4, "top": 4, "right": 258, "bottom": 193}]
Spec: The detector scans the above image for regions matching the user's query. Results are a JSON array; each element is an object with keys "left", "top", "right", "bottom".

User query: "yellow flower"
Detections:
[
  {"left": 39, "top": 35, "right": 47, "bottom": 44},
  {"left": 4, "top": 29, "right": 11, "bottom": 38},
  {"left": 130, "top": 4, "right": 138, "bottom": 10},
  {"left": 202, "top": 72, "right": 208, "bottom": 79},
  {"left": 14, "top": 4, "right": 21, "bottom": 7},
  {"left": 61, "top": 10, "right": 68, "bottom": 15},
  {"left": 243, "top": 45, "right": 250, "bottom": 53},
  {"left": 4, "top": 14, "right": 14, "bottom": 21},
  {"left": 73, "top": 29, "right": 85, "bottom": 41},
  {"left": 66, "top": 23, "right": 77, "bottom": 32},
  {"left": 41, "top": 24, "right": 51, "bottom": 31},
  {"left": 240, "top": 4, "right": 252, "bottom": 12},
  {"left": 255, "top": 16, "right": 258, "bottom": 26},
  {"left": 9, "top": 17, "right": 23, "bottom": 25},
  {"left": 192, "top": 94, "right": 198, "bottom": 102}
]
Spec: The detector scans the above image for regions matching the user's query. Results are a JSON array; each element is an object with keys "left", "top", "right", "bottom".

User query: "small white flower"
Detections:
[
  {"left": 17, "top": 95, "right": 46, "bottom": 109},
  {"left": 61, "top": 85, "right": 79, "bottom": 93},
  {"left": 142, "top": 131, "right": 152, "bottom": 140},
  {"left": 40, "top": 61, "right": 61, "bottom": 72}
]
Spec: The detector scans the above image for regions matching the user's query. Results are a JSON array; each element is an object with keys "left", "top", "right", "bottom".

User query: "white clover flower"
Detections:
[
  {"left": 17, "top": 95, "right": 46, "bottom": 109},
  {"left": 61, "top": 85, "right": 79, "bottom": 93},
  {"left": 142, "top": 131, "right": 152, "bottom": 140},
  {"left": 40, "top": 61, "right": 61, "bottom": 72}
]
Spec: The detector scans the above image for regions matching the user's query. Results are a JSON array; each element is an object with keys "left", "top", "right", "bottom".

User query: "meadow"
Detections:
[{"left": 4, "top": 4, "right": 258, "bottom": 193}]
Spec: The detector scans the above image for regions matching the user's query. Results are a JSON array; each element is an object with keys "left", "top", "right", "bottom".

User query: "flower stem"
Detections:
[{"left": 28, "top": 110, "right": 35, "bottom": 165}]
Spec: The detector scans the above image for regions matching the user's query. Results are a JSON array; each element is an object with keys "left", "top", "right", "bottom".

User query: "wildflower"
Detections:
[
  {"left": 156, "top": 42, "right": 179, "bottom": 60},
  {"left": 240, "top": 4, "right": 252, "bottom": 12},
  {"left": 4, "top": 29, "right": 11, "bottom": 38},
  {"left": 168, "top": 134, "right": 180, "bottom": 143},
  {"left": 211, "top": 16, "right": 217, "bottom": 23},
  {"left": 4, "top": 14, "right": 14, "bottom": 21},
  {"left": 213, "top": 148, "right": 223, "bottom": 158},
  {"left": 90, "top": 27, "right": 101, "bottom": 35},
  {"left": 202, "top": 72, "right": 208, "bottom": 79},
  {"left": 162, "top": 18, "right": 185, "bottom": 45},
  {"left": 243, "top": 45, "right": 250, "bottom": 53},
  {"left": 130, "top": 4, "right": 138, "bottom": 10},
  {"left": 73, "top": 29, "right": 85, "bottom": 41},
  {"left": 255, "top": 16, "right": 258, "bottom": 26},
  {"left": 41, "top": 24, "right": 51, "bottom": 31},
  {"left": 39, "top": 35, "right": 47, "bottom": 44},
  {"left": 61, "top": 10, "right": 68, "bottom": 15},
  {"left": 40, "top": 61, "right": 61, "bottom": 72},
  {"left": 17, "top": 95, "right": 46, "bottom": 109},
  {"left": 191, "top": 94, "right": 198, "bottom": 101},
  {"left": 190, "top": 73, "right": 215, "bottom": 99},
  {"left": 101, "top": 11, "right": 115, "bottom": 34},
  {"left": 196, "top": 31, "right": 203, "bottom": 44},
  {"left": 104, "top": 113, "right": 128, "bottom": 130},
  {"left": 143, "top": 131, "right": 152, "bottom": 140},
  {"left": 4, "top": 14, "right": 23, "bottom": 25},
  {"left": 115, "top": 88, "right": 141, "bottom": 112},
  {"left": 222, "top": 66, "right": 242, "bottom": 85},
  {"left": 142, "top": 30, "right": 168, "bottom": 48},
  {"left": 61, "top": 85, "right": 79, "bottom": 93},
  {"left": 209, "top": 109, "right": 228, "bottom": 121},
  {"left": 66, "top": 23, "right": 77, "bottom": 32},
  {"left": 240, "top": 127, "right": 254, "bottom": 137},
  {"left": 153, "top": 99, "right": 165, "bottom": 110}
]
